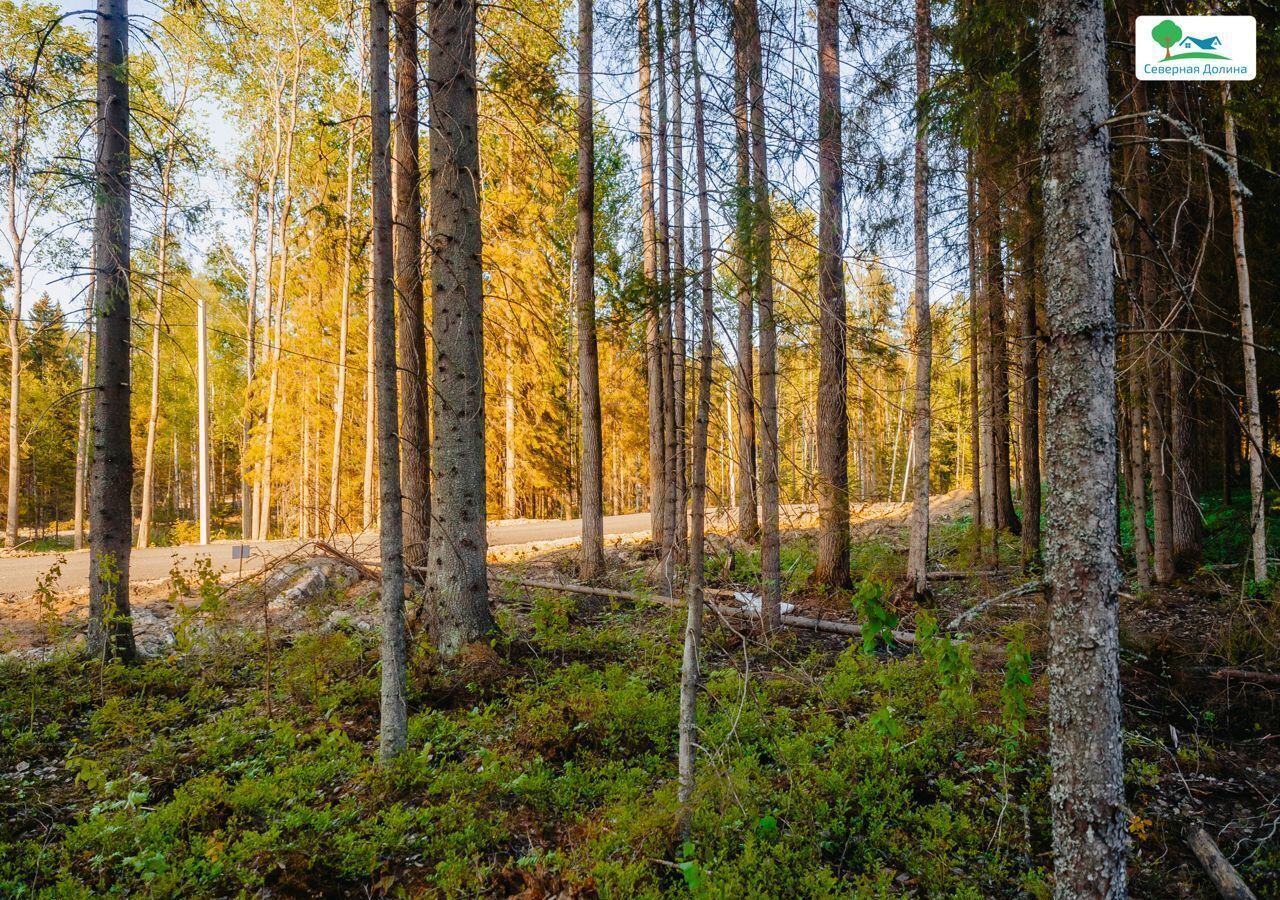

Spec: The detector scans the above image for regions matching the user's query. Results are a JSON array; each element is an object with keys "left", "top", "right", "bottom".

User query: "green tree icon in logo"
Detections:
[{"left": 1152, "top": 19, "right": 1182, "bottom": 59}]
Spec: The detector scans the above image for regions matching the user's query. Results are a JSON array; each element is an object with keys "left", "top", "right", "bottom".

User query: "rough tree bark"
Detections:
[
  {"left": 394, "top": 0, "right": 429, "bottom": 571},
  {"left": 906, "top": 0, "right": 931, "bottom": 598},
  {"left": 88, "top": 0, "right": 137, "bottom": 662},
  {"left": 1131, "top": 79, "right": 1173, "bottom": 584},
  {"left": 655, "top": 0, "right": 677, "bottom": 571},
  {"left": 743, "top": 0, "right": 780, "bottom": 629},
  {"left": 1170, "top": 336, "right": 1202, "bottom": 572},
  {"left": 813, "top": 0, "right": 851, "bottom": 590},
  {"left": 576, "top": 0, "right": 604, "bottom": 580},
  {"left": 670, "top": 0, "right": 687, "bottom": 558},
  {"left": 731, "top": 0, "right": 757, "bottom": 543},
  {"left": 638, "top": 0, "right": 666, "bottom": 552},
  {"left": 371, "top": 0, "right": 407, "bottom": 759},
  {"left": 976, "top": 150, "right": 1019, "bottom": 536},
  {"left": 678, "top": 0, "right": 712, "bottom": 834},
  {"left": 1222, "top": 84, "right": 1266, "bottom": 584},
  {"left": 1040, "top": 0, "right": 1127, "bottom": 890},
  {"left": 1125, "top": 310, "right": 1154, "bottom": 591},
  {"left": 1018, "top": 163, "right": 1041, "bottom": 569},
  {"left": 966, "top": 161, "right": 983, "bottom": 541},
  {"left": 426, "top": 0, "right": 496, "bottom": 654}
]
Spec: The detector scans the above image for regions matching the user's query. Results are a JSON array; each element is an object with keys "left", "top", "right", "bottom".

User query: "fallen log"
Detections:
[
  {"left": 1184, "top": 824, "right": 1258, "bottom": 900},
  {"left": 503, "top": 577, "right": 918, "bottom": 646},
  {"left": 946, "top": 581, "right": 1045, "bottom": 632},
  {"left": 1211, "top": 668, "right": 1280, "bottom": 686}
]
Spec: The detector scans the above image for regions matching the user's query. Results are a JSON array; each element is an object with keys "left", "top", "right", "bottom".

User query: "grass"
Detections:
[
  {"left": 3, "top": 499, "right": 1278, "bottom": 898},
  {"left": 1, "top": 588, "right": 1063, "bottom": 898}
]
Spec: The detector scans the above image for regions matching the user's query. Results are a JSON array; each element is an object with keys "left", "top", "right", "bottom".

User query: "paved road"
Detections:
[{"left": 0, "top": 512, "right": 656, "bottom": 597}]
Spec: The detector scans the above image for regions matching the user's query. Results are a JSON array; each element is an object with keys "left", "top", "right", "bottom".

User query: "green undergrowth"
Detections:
[{"left": 0, "top": 575, "right": 1266, "bottom": 897}]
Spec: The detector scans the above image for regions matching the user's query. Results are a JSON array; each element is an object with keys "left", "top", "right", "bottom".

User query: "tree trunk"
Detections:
[
  {"left": 731, "top": 0, "right": 757, "bottom": 543},
  {"left": 503, "top": 337, "right": 516, "bottom": 518},
  {"left": 394, "top": 0, "right": 429, "bottom": 571},
  {"left": 88, "top": 0, "right": 137, "bottom": 662},
  {"left": 137, "top": 149, "right": 176, "bottom": 548},
  {"left": 655, "top": 0, "right": 677, "bottom": 573},
  {"left": 1126, "top": 321, "right": 1154, "bottom": 591},
  {"left": 197, "top": 278, "right": 210, "bottom": 545},
  {"left": 1040, "top": 0, "right": 1127, "bottom": 889},
  {"left": 330, "top": 75, "right": 363, "bottom": 535},
  {"left": 678, "top": 0, "right": 712, "bottom": 837},
  {"left": 812, "top": 0, "right": 850, "bottom": 590},
  {"left": 74, "top": 289, "right": 94, "bottom": 551},
  {"left": 370, "top": 0, "right": 407, "bottom": 759},
  {"left": 967, "top": 161, "right": 983, "bottom": 539},
  {"left": 1128, "top": 79, "right": 1173, "bottom": 584},
  {"left": 363, "top": 267, "right": 376, "bottom": 531},
  {"left": 977, "top": 155, "right": 1019, "bottom": 536},
  {"left": 638, "top": 0, "right": 666, "bottom": 551},
  {"left": 743, "top": 0, "right": 779, "bottom": 629},
  {"left": 576, "top": 0, "right": 604, "bottom": 581},
  {"left": 426, "top": 0, "right": 495, "bottom": 654},
  {"left": 243, "top": 166, "right": 262, "bottom": 541},
  {"left": 252, "top": 76, "right": 286, "bottom": 540},
  {"left": 1222, "top": 85, "right": 1266, "bottom": 584},
  {"left": 258, "top": 42, "right": 302, "bottom": 541},
  {"left": 906, "top": 0, "right": 931, "bottom": 598},
  {"left": 4, "top": 175, "right": 21, "bottom": 548},
  {"left": 1170, "top": 337, "right": 1201, "bottom": 571},
  {"left": 1018, "top": 167, "right": 1041, "bottom": 568},
  {"left": 670, "top": 0, "right": 687, "bottom": 558}
]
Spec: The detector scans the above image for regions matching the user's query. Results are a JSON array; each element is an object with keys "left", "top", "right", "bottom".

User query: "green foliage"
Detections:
[
  {"left": 851, "top": 577, "right": 898, "bottom": 653},
  {"left": 1151, "top": 19, "right": 1182, "bottom": 53},
  {"left": 530, "top": 590, "right": 574, "bottom": 648},
  {"left": 1001, "top": 628, "right": 1033, "bottom": 731},
  {"left": 0, "top": 575, "right": 1245, "bottom": 898}
]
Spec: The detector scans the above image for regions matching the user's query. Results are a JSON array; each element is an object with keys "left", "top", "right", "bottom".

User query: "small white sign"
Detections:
[
  {"left": 232, "top": 545, "right": 252, "bottom": 560},
  {"left": 1136, "top": 16, "right": 1256, "bottom": 81}
]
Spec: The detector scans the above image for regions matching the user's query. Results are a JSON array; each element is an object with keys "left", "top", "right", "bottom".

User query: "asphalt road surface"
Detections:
[{"left": 0, "top": 512, "right": 656, "bottom": 598}]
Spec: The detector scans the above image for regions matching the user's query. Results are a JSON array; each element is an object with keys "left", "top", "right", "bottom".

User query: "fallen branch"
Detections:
[
  {"left": 313, "top": 540, "right": 381, "bottom": 583},
  {"left": 1184, "top": 824, "right": 1258, "bottom": 900},
  {"left": 504, "top": 577, "right": 918, "bottom": 646},
  {"left": 946, "top": 581, "right": 1046, "bottom": 632},
  {"left": 1211, "top": 668, "right": 1280, "bottom": 687}
]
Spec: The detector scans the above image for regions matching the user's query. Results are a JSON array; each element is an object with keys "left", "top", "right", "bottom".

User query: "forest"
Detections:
[{"left": 1, "top": 0, "right": 1278, "bottom": 894}]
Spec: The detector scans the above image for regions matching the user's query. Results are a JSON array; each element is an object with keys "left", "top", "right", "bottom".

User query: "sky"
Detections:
[{"left": 21, "top": 0, "right": 967, "bottom": 336}]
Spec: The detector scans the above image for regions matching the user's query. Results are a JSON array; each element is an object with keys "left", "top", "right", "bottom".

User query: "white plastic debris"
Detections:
[{"left": 733, "top": 591, "right": 795, "bottom": 616}]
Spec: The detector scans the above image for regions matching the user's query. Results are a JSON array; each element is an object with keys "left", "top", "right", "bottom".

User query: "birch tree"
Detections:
[{"left": 1222, "top": 83, "right": 1266, "bottom": 585}]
